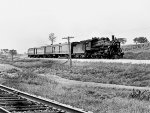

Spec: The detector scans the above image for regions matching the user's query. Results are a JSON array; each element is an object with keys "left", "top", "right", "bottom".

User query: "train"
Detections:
[{"left": 28, "top": 35, "right": 124, "bottom": 59}]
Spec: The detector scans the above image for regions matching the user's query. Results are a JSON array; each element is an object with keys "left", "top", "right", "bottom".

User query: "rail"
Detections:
[{"left": 0, "top": 107, "right": 11, "bottom": 113}]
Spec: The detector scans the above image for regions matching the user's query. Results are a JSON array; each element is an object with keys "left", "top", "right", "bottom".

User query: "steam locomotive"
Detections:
[{"left": 28, "top": 35, "right": 124, "bottom": 59}]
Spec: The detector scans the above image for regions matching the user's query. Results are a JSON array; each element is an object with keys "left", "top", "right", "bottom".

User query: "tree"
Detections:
[
  {"left": 133, "top": 37, "right": 149, "bottom": 44},
  {"left": 9, "top": 49, "right": 17, "bottom": 61},
  {"left": 49, "top": 33, "right": 56, "bottom": 45},
  {"left": 133, "top": 37, "right": 138, "bottom": 44},
  {"left": 117, "top": 38, "right": 127, "bottom": 44}
]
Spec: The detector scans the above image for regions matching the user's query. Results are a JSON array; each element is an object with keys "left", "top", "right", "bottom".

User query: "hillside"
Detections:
[
  {"left": 122, "top": 43, "right": 150, "bottom": 59},
  {"left": 121, "top": 43, "right": 150, "bottom": 53}
]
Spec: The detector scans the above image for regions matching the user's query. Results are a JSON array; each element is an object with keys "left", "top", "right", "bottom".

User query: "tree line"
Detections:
[
  {"left": 118, "top": 37, "right": 149, "bottom": 44},
  {"left": 48, "top": 33, "right": 149, "bottom": 45}
]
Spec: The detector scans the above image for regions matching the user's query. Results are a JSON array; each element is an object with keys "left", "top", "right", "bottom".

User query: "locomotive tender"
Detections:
[{"left": 28, "top": 35, "right": 124, "bottom": 59}]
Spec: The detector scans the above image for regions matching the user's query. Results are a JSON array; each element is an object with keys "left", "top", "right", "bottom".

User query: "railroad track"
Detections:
[{"left": 0, "top": 84, "right": 92, "bottom": 113}]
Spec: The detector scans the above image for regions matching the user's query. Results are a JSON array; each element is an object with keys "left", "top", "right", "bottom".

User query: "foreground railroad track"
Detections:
[{"left": 0, "top": 84, "right": 92, "bottom": 113}]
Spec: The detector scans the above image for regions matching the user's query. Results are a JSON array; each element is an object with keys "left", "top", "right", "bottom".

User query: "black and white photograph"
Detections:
[{"left": 0, "top": 0, "right": 150, "bottom": 113}]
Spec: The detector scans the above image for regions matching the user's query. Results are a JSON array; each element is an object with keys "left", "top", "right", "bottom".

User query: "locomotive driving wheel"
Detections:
[
  {"left": 112, "top": 55, "right": 119, "bottom": 59},
  {"left": 91, "top": 54, "right": 96, "bottom": 59}
]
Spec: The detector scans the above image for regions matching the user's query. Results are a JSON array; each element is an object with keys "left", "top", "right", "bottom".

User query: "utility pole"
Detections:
[{"left": 62, "top": 37, "right": 74, "bottom": 68}]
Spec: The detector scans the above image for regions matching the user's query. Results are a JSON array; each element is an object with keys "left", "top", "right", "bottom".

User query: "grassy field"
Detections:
[
  {"left": 4, "top": 59, "right": 150, "bottom": 87},
  {"left": 1, "top": 58, "right": 150, "bottom": 112},
  {"left": 121, "top": 43, "right": 150, "bottom": 53},
  {"left": 121, "top": 43, "right": 150, "bottom": 60},
  {"left": 123, "top": 52, "right": 150, "bottom": 60},
  {"left": 122, "top": 43, "right": 150, "bottom": 60},
  {"left": 1, "top": 68, "right": 150, "bottom": 113}
]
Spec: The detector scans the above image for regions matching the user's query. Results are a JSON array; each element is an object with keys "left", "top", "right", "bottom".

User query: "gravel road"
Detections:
[
  {"left": 34, "top": 58, "right": 150, "bottom": 64},
  {"left": 72, "top": 59, "right": 150, "bottom": 64}
]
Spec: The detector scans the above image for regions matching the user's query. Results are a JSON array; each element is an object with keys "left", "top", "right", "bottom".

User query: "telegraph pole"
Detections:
[{"left": 62, "top": 37, "right": 74, "bottom": 68}]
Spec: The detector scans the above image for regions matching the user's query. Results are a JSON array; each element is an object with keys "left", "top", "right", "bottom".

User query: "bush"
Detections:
[
  {"left": 6, "top": 68, "right": 20, "bottom": 73},
  {"left": 129, "top": 89, "right": 150, "bottom": 101}
]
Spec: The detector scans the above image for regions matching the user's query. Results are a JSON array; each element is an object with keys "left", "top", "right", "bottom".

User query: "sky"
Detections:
[{"left": 0, "top": 0, "right": 150, "bottom": 53}]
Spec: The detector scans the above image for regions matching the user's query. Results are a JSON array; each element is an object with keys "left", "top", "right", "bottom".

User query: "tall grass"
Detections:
[
  {"left": 2, "top": 69, "right": 54, "bottom": 89},
  {"left": 5, "top": 59, "right": 150, "bottom": 87}
]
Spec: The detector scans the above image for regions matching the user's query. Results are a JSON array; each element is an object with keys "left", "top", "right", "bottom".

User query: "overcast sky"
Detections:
[{"left": 0, "top": 0, "right": 150, "bottom": 53}]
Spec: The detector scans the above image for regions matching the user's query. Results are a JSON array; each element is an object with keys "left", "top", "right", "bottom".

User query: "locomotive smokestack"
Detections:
[{"left": 112, "top": 35, "right": 115, "bottom": 41}]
